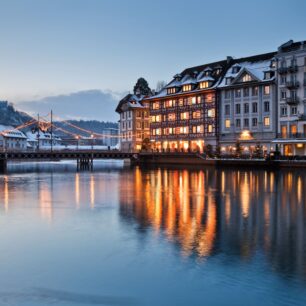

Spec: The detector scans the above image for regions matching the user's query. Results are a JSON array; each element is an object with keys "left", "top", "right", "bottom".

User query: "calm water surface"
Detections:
[{"left": 0, "top": 161, "right": 306, "bottom": 306}]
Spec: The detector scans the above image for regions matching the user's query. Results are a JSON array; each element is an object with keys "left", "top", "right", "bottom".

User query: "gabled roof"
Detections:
[
  {"left": 0, "top": 125, "right": 27, "bottom": 139},
  {"left": 115, "top": 93, "right": 148, "bottom": 113},
  {"left": 231, "top": 67, "right": 261, "bottom": 85}
]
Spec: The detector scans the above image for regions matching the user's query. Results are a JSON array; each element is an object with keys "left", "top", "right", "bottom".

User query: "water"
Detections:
[{"left": 0, "top": 161, "right": 306, "bottom": 306}]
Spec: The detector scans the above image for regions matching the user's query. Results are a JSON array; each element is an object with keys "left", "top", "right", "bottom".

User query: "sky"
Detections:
[{"left": 0, "top": 0, "right": 305, "bottom": 105}]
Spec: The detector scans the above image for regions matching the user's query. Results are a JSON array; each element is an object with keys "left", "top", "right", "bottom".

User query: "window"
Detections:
[
  {"left": 167, "top": 87, "right": 176, "bottom": 94},
  {"left": 264, "top": 101, "right": 270, "bottom": 112},
  {"left": 206, "top": 94, "right": 213, "bottom": 102},
  {"left": 225, "top": 77, "right": 232, "bottom": 85},
  {"left": 281, "top": 106, "right": 287, "bottom": 117},
  {"left": 280, "top": 76, "right": 286, "bottom": 85},
  {"left": 264, "top": 117, "right": 270, "bottom": 126},
  {"left": 153, "top": 102, "right": 160, "bottom": 110},
  {"left": 208, "top": 109, "right": 215, "bottom": 118},
  {"left": 208, "top": 125, "right": 213, "bottom": 133},
  {"left": 235, "top": 89, "right": 241, "bottom": 98},
  {"left": 225, "top": 105, "right": 230, "bottom": 116},
  {"left": 291, "top": 106, "right": 297, "bottom": 116},
  {"left": 165, "top": 99, "right": 175, "bottom": 108},
  {"left": 168, "top": 113, "right": 176, "bottom": 121},
  {"left": 264, "top": 85, "right": 270, "bottom": 95},
  {"left": 281, "top": 91, "right": 287, "bottom": 99},
  {"left": 252, "top": 86, "right": 258, "bottom": 96},
  {"left": 192, "top": 111, "right": 201, "bottom": 119},
  {"left": 244, "top": 118, "right": 249, "bottom": 127},
  {"left": 252, "top": 102, "right": 258, "bottom": 113},
  {"left": 199, "top": 81, "right": 209, "bottom": 89},
  {"left": 224, "top": 90, "right": 231, "bottom": 99},
  {"left": 183, "top": 84, "right": 192, "bottom": 92},
  {"left": 225, "top": 119, "right": 231, "bottom": 128},
  {"left": 264, "top": 71, "right": 271, "bottom": 79},
  {"left": 235, "top": 104, "right": 241, "bottom": 114},
  {"left": 304, "top": 87, "right": 306, "bottom": 98},
  {"left": 180, "top": 112, "right": 189, "bottom": 120},
  {"left": 243, "top": 87, "right": 249, "bottom": 97},
  {"left": 191, "top": 97, "right": 196, "bottom": 104},
  {"left": 179, "top": 126, "right": 189, "bottom": 134},
  {"left": 236, "top": 119, "right": 241, "bottom": 128},
  {"left": 244, "top": 103, "right": 249, "bottom": 114},
  {"left": 252, "top": 118, "right": 258, "bottom": 127},
  {"left": 242, "top": 74, "right": 251, "bottom": 82},
  {"left": 178, "top": 99, "right": 184, "bottom": 106}
]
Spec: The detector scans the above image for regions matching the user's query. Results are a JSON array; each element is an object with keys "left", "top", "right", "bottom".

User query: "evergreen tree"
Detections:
[{"left": 133, "top": 78, "right": 152, "bottom": 96}]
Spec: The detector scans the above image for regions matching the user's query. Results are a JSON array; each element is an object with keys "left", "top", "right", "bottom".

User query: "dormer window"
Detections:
[
  {"left": 232, "top": 65, "right": 240, "bottom": 74},
  {"left": 167, "top": 87, "right": 176, "bottom": 94},
  {"left": 270, "top": 60, "right": 276, "bottom": 68},
  {"left": 199, "top": 81, "right": 210, "bottom": 89},
  {"left": 242, "top": 74, "right": 251, "bottom": 82},
  {"left": 215, "top": 68, "right": 221, "bottom": 75},
  {"left": 225, "top": 77, "right": 232, "bottom": 85},
  {"left": 264, "top": 71, "right": 271, "bottom": 80},
  {"left": 183, "top": 84, "right": 192, "bottom": 92}
]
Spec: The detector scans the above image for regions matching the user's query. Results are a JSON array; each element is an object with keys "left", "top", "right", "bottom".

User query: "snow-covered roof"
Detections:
[
  {"left": 116, "top": 93, "right": 148, "bottom": 113},
  {"left": 218, "top": 59, "right": 275, "bottom": 87},
  {"left": 0, "top": 125, "right": 27, "bottom": 139},
  {"left": 25, "top": 130, "right": 61, "bottom": 141}
]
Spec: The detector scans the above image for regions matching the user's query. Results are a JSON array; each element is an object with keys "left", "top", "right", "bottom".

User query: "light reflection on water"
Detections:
[{"left": 0, "top": 161, "right": 306, "bottom": 306}]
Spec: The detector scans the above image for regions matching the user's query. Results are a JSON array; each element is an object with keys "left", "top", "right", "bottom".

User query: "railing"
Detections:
[
  {"left": 286, "top": 97, "right": 299, "bottom": 105},
  {"left": 277, "top": 133, "right": 306, "bottom": 139},
  {"left": 288, "top": 65, "right": 298, "bottom": 73},
  {"left": 278, "top": 67, "right": 288, "bottom": 74},
  {"left": 286, "top": 81, "right": 299, "bottom": 89}
]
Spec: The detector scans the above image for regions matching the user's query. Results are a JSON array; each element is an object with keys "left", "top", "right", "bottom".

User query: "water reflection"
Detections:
[{"left": 119, "top": 167, "right": 306, "bottom": 279}]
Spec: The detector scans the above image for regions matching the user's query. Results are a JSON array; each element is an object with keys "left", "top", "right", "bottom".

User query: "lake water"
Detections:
[{"left": 0, "top": 161, "right": 306, "bottom": 306}]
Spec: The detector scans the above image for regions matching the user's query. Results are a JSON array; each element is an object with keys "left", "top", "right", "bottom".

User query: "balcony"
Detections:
[
  {"left": 286, "top": 97, "right": 299, "bottom": 105},
  {"left": 288, "top": 65, "right": 298, "bottom": 73},
  {"left": 286, "top": 80, "right": 300, "bottom": 89},
  {"left": 278, "top": 67, "right": 288, "bottom": 74},
  {"left": 277, "top": 133, "right": 306, "bottom": 139}
]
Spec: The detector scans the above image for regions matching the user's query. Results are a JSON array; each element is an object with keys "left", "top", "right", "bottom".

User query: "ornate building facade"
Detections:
[
  {"left": 116, "top": 94, "right": 150, "bottom": 152},
  {"left": 218, "top": 52, "right": 278, "bottom": 154},
  {"left": 145, "top": 60, "right": 230, "bottom": 152},
  {"left": 273, "top": 40, "right": 306, "bottom": 156}
]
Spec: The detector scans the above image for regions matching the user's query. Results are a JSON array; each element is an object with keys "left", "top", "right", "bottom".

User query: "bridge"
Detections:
[{"left": 0, "top": 150, "right": 138, "bottom": 171}]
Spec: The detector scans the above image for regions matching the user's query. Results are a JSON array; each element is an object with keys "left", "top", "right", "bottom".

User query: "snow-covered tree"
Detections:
[{"left": 133, "top": 78, "right": 152, "bottom": 96}]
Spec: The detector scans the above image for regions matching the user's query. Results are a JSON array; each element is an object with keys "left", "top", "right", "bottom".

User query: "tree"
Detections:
[
  {"left": 235, "top": 140, "right": 242, "bottom": 157},
  {"left": 156, "top": 80, "right": 167, "bottom": 92},
  {"left": 141, "top": 138, "right": 151, "bottom": 151},
  {"left": 133, "top": 78, "right": 152, "bottom": 96}
]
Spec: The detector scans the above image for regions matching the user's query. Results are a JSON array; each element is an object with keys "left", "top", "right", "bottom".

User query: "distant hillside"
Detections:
[
  {"left": 54, "top": 120, "right": 118, "bottom": 138},
  {"left": 0, "top": 101, "right": 31, "bottom": 126},
  {"left": 0, "top": 101, "right": 118, "bottom": 138}
]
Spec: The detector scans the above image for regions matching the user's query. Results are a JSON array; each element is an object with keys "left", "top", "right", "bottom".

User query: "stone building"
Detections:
[
  {"left": 116, "top": 94, "right": 150, "bottom": 152},
  {"left": 273, "top": 40, "right": 306, "bottom": 156}
]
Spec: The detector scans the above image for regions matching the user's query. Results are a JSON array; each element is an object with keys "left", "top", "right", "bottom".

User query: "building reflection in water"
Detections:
[{"left": 119, "top": 167, "right": 306, "bottom": 278}]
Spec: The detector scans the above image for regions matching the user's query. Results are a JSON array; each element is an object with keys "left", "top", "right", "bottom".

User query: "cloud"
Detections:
[{"left": 15, "top": 89, "right": 127, "bottom": 122}]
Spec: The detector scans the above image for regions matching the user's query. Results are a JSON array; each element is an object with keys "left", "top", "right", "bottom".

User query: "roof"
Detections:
[
  {"left": 277, "top": 40, "right": 306, "bottom": 53},
  {"left": 25, "top": 130, "right": 61, "bottom": 141},
  {"left": 115, "top": 93, "right": 149, "bottom": 113},
  {"left": 218, "top": 52, "right": 276, "bottom": 87},
  {"left": 0, "top": 125, "right": 27, "bottom": 139}
]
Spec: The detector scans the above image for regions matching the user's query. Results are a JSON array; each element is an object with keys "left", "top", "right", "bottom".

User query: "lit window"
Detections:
[
  {"left": 225, "top": 119, "right": 231, "bottom": 128},
  {"left": 235, "top": 89, "right": 241, "bottom": 98},
  {"left": 264, "top": 117, "right": 270, "bottom": 126},
  {"left": 264, "top": 85, "right": 270, "bottom": 95},
  {"left": 242, "top": 74, "right": 251, "bottom": 82},
  {"left": 152, "top": 102, "right": 160, "bottom": 110},
  {"left": 183, "top": 85, "right": 192, "bottom": 92},
  {"left": 180, "top": 112, "right": 189, "bottom": 120},
  {"left": 168, "top": 113, "right": 176, "bottom": 121},
  {"left": 252, "top": 86, "right": 258, "bottom": 96},
  {"left": 199, "top": 81, "right": 209, "bottom": 89},
  {"left": 191, "top": 97, "right": 196, "bottom": 104},
  {"left": 206, "top": 94, "right": 213, "bottom": 102},
  {"left": 192, "top": 111, "right": 201, "bottom": 119},
  {"left": 167, "top": 87, "right": 176, "bottom": 94},
  {"left": 208, "top": 109, "right": 215, "bottom": 118},
  {"left": 208, "top": 125, "right": 213, "bottom": 133}
]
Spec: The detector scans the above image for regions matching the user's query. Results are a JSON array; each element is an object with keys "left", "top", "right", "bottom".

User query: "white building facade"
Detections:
[
  {"left": 0, "top": 125, "right": 27, "bottom": 151},
  {"left": 218, "top": 53, "right": 277, "bottom": 155},
  {"left": 273, "top": 40, "right": 306, "bottom": 156}
]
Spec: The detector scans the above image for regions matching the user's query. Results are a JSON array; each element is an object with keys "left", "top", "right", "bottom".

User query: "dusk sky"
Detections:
[{"left": 0, "top": 0, "right": 305, "bottom": 104}]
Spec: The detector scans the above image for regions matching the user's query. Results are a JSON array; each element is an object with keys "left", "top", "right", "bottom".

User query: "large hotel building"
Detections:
[{"left": 117, "top": 40, "right": 306, "bottom": 155}]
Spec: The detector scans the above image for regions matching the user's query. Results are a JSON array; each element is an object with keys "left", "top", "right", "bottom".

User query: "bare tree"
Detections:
[{"left": 156, "top": 80, "right": 167, "bottom": 92}]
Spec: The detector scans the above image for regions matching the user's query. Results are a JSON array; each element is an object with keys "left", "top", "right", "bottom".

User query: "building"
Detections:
[
  {"left": 218, "top": 52, "right": 277, "bottom": 154},
  {"left": 116, "top": 94, "right": 150, "bottom": 152},
  {"left": 0, "top": 125, "right": 27, "bottom": 151},
  {"left": 145, "top": 60, "right": 229, "bottom": 152},
  {"left": 25, "top": 130, "right": 62, "bottom": 150},
  {"left": 273, "top": 40, "right": 306, "bottom": 156}
]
